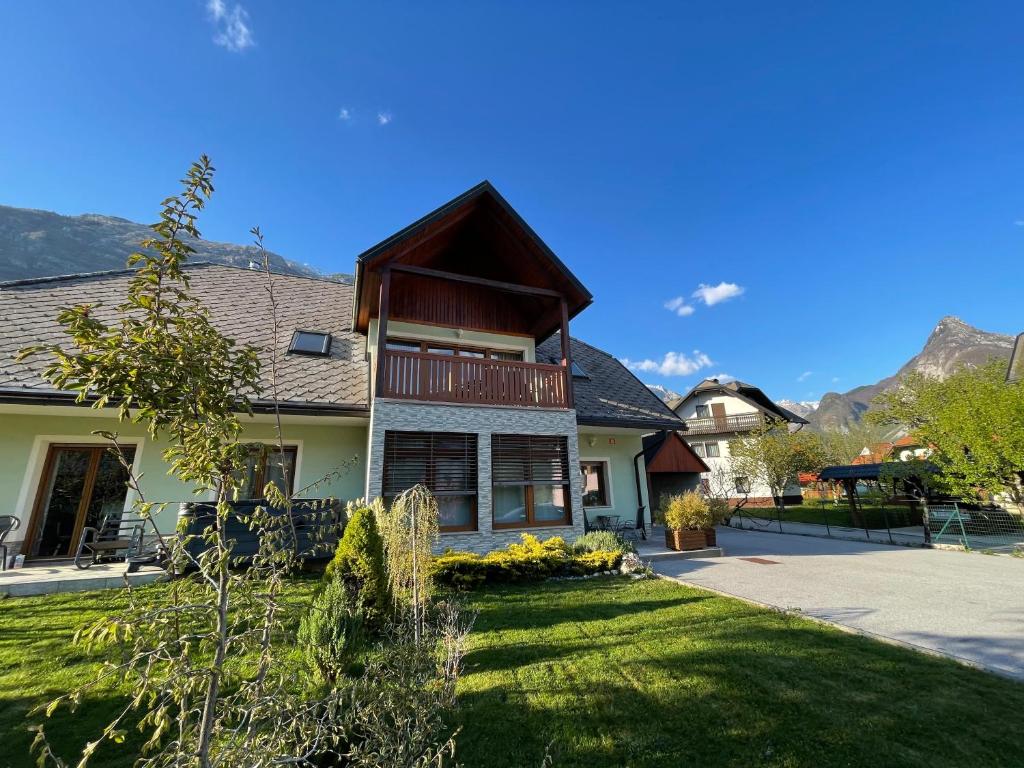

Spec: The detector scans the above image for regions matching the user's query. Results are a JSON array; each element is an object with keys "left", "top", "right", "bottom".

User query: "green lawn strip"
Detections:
[
  {"left": 453, "top": 577, "right": 1024, "bottom": 768},
  {"left": 746, "top": 504, "right": 920, "bottom": 530}
]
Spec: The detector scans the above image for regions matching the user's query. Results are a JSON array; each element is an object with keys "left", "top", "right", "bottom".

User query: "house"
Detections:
[
  {"left": 853, "top": 436, "right": 930, "bottom": 465},
  {"left": 0, "top": 181, "right": 685, "bottom": 562},
  {"left": 667, "top": 378, "right": 808, "bottom": 507}
]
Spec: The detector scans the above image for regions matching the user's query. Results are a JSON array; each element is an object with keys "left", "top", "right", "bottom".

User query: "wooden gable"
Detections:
[{"left": 645, "top": 431, "right": 709, "bottom": 474}]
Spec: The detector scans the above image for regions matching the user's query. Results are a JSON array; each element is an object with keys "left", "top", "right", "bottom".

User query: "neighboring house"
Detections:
[
  {"left": 667, "top": 378, "right": 808, "bottom": 507},
  {"left": 853, "top": 436, "right": 930, "bottom": 465},
  {"left": 0, "top": 181, "right": 684, "bottom": 561}
]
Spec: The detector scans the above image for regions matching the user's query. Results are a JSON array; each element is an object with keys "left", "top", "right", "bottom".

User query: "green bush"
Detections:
[
  {"left": 297, "top": 578, "right": 365, "bottom": 685},
  {"left": 325, "top": 505, "right": 390, "bottom": 626},
  {"left": 572, "top": 530, "right": 635, "bottom": 555},
  {"left": 661, "top": 491, "right": 719, "bottom": 530},
  {"left": 433, "top": 534, "right": 623, "bottom": 589}
]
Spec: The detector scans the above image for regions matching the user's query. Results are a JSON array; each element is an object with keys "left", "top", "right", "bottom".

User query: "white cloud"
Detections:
[
  {"left": 709, "top": 372, "right": 736, "bottom": 383},
  {"left": 620, "top": 350, "right": 713, "bottom": 377},
  {"left": 664, "top": 296, "right": 695, "bottom": 317},
  {"left": 796, "top": 370, "right": 813, "bottom": 382},
  {"left": 338, "top": 108, "right": 352, "bottom": 121},
  {"left": 693, "top": 281, "right": 744, "bottom": 306},
  {"left": 207, "top": 0, "right": 254, "bottom": 52},
  {"left": 377, "top": 111, "right": 393, "bottom": 126}
]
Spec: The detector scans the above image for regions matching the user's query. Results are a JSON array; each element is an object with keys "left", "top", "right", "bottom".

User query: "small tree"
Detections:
[
  {"left": 870, "top": 360, "right": 1024, "bottom": 505},
  {"left": 728, "top": 424, "right": 828, "bottom": 511}
]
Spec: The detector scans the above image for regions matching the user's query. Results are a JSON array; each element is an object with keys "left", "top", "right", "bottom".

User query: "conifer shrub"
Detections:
[
  {"left": 298, "top": 578, "right": 365, "bottom": 685},
  {"left": 325, "top": 504, "right": 390, "bottom": 627}
]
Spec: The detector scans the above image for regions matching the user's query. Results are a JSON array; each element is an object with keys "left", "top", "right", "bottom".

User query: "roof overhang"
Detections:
[{"left": 351, "top": 181, "right": 592, "bottom": 340}]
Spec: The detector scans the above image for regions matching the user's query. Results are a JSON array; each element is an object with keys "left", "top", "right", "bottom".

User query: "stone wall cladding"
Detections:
[{"left": 367, "top": 399, "right": 585, "bottom": 555}]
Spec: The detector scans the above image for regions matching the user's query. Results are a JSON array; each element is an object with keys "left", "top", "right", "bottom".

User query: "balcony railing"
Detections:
[
  {"left": 379, "top": 349, "right": 569, "bottom": 408},
  {"left": 684, "top": 411, "right": 764, "bottom": 435}
]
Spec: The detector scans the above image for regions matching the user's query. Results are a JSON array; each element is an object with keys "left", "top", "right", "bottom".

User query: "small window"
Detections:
[
  {"left": 695, "top": 404, "right": 710, "bottom": 418},
  {"left": 570, "top": 362, "right": 590, "bottom": 379},
  {"left": 580, "top": 461, "right": 609, "bottom": 507},
  {"left": 385, "top": 339, "right": 421, "bottom": 353},
  {"left": 704, "top": 442, "right": 721, "bottom": 458},
  {"left": 289, "top": 330, "right": 331, "bottom": 356},
  {"left": 735, "top": 476, "right": 751, "bottom": 495},
  {"left": 491, "top": 350, "right": 524, "bottom": 361},
  {"left": 492, "top": 434, "right": 572, "bottom": 528},
  {"left": 235, "top": 445, "right": 298, "bottom": 500},
  {"left": 692, "top": 443, "right": 706, "bottom": 458}
]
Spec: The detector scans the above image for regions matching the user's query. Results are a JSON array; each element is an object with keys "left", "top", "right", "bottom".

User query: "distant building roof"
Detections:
[{"left": 668, "top": 377, "right": 809, "bottom": 425}]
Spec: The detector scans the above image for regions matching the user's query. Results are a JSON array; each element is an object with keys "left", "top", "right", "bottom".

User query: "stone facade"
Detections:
[{"left": 366, "top": 399, "right": 585, "bottom": 554}]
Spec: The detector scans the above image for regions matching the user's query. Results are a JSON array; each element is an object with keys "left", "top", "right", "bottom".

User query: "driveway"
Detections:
[{"left": 653, "top": 527, "right": 1024, "bottom": 680}]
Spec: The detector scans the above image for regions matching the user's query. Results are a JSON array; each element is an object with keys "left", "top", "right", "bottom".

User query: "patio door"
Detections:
[{"left": 24, "top": 445, "right": 135, "bottom": 559}]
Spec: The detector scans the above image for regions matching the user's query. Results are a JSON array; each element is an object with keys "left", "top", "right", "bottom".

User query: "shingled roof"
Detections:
[
  {"left": 536, "top": 334, "right": 685, "bottom": 431},
  {"left": 0, "top": 263, "right": 369, "bottom": 414},
  {"left": 668, "top": 377, "right": 809, "bottom": 425}
]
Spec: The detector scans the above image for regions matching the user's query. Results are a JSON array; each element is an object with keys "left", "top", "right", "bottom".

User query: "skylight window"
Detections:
[
  {"left": 289, "top": 330, "right": 332, "bottom": 357},
  {"left": 571, "top": 362, "right": 590, "bottom": 379}
]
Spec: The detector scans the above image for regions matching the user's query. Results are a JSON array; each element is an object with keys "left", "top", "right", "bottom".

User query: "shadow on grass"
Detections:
[{"left": 453, "top": 578, "right": 1024, "bottom": 768}]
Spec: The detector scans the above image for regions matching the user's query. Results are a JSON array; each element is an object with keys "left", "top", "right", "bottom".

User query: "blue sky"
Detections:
[{"left": 2, "top": 2, "right": 1022, "bottom": 404}]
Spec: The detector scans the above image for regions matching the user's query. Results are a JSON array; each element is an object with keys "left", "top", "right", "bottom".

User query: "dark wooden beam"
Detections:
[
  {"left": 389, "top": 263, "right": 564, "bottom": 299},
  {"left": 559, "top": 298, "right": 575, "bottom": 407},
  {"left": 373, "top": 268, "right": 391, "bottom": 397}
]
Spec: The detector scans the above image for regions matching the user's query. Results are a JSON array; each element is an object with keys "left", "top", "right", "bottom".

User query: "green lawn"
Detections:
[
  {"left": 454, "top": 578, "right": 1024, "bottom": 767},
  {"left": 740, "top": 502, "right": 921, "bottom": 529},
  {"left": 3, "top": 577, "right": 1024, "bottom": 768}
]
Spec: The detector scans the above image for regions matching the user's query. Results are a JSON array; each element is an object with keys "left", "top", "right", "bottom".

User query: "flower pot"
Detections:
[
  {"left": 704, "top": 528, "right": 717, "bottom": 547},
  {"left": 665, "top": 529, "right": 708, "bottom": 551}
]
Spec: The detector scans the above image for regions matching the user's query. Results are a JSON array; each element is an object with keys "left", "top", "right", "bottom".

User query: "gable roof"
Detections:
[
  {"left": 669, "top": 378, "right": 808, "bottom": 425},
  {"left": 0, "top": 263, "right": 369, "bottom": 414},
  {"left": 536, "top": 334, "right": 686, "bottom": 431},
  {"left": 642, "top": 431, "right": 709, "bottom": 473},
  {"left": 351, "top": 181, "right": 592, "bottom": 339}
]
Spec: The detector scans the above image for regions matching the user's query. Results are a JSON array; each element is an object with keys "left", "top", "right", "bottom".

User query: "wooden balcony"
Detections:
[
  {"left": 684, "top": 411, "right": 764, "bottom": 435},
  {"left": 378, "top": 349, "right": 569, "bottom": 409}
]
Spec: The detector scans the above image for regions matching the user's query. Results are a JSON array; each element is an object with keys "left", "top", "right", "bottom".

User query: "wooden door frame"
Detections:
[{"left": 21, "top": 444, "right": 133, "bottom": 559}]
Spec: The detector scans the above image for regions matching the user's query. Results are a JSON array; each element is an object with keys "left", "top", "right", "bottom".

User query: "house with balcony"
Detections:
[
  {"left": 667, "top": 377, "right": 808, "bottom": 507},
  {"left": 0, "top": 182, "right": 684, "bottom": 563}
]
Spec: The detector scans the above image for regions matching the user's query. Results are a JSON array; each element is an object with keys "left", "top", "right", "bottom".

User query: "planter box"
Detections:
[{"left": 665, "top": 529, "right": 709, "bottom": 551}]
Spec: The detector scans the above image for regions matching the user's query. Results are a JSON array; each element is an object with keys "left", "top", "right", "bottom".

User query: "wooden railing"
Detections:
[
  {"left": 378, "top": 350, "right": 569, "bottom": 408},
  {"left": 684, "top": 412, "right": 763, "bottom": 435}
]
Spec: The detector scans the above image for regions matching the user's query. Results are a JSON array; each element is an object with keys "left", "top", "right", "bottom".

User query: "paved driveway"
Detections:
[{"left": 654, "top": 527, "right": 1024, "bottom": 680}]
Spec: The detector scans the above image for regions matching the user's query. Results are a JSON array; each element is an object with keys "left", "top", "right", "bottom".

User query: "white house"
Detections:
[{"left": 668, "top": 378, "right": 808, "bottom": 507}]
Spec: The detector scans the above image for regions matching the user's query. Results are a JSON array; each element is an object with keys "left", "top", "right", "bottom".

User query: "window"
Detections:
[
  {"left": 383, "top": 431, "right": 478, "bottom": 531},
  {"left": 735, "top": 476, "right": 751, "bottom": 495},
  {"left": 570, "top": 361, "right": 590, "bottom": 379},
  {"left": 704, "top": 442, "right": 721, "bottom": 458},
  {"left": 236, "top": 445, "right": 298, "bottom": 500},
  {"left": 492, "top": 434, "right": 572, "bottom": 528},
  {"left": 289, "top": 330, "right": 332, "bottom": 356},
  {"left": 695, "top": 404, "right": 710, "bottom": 418},
  {"left": 692, "top": 443, "right": 706, "bottom": 458},
  {"left": 580, "top": 461, "right": 609, "bottom": 507},
  {"left": 385, "top": 337, "right": 524, "bottom": 361}
]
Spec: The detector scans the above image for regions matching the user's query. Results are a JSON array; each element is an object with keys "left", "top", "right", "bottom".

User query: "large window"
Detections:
[
  {"left": 704, "top": 442, "right": 721, "bottom": 458},
  {"left": 236, "top": 445, "right": 298, "bottom": 500},
  {"left": 692, "top": 443, "right": 706, "bottom": 458},
  {"left": 580, "top": 461, "right": 609, "bottom": 507},
  {"left": 386, "top": 337, "right": 524, "bottom": 361},
  {"left": 492, "top": 434, "right": 572, "bottom": 528},
  {"left": 383, "top": 431, "right": 478, "bottom": 531}
]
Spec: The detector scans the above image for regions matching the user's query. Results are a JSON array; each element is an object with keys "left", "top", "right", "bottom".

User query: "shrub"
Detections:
[
  {"left": 325, "top": 504, "right": 390, "bottom": 626},
  {"left": 433, "top": 534, "right": 623, "bottom": 589},
  {"left": 662, "top": 491, "right": 717, "bottom": 530},
  {"left": 298, "top": 578, "right": 365, "bottom": 685},
  {"left": 572, "top": 530, "right": 635, "bottom": 555}
]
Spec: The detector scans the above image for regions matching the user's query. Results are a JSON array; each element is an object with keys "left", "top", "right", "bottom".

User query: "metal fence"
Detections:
[{"left": 726, "top": 499, "right": 1024, "bottom": 553}]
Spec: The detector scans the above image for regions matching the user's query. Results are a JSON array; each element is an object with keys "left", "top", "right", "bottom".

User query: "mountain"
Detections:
[
  {"left": 777, "top": 399, "right": 820, "bottom": 418},
  {"left": 646, "top": 384, "right": 682, "bottom": 404},
  {"left": 0, "top": 204, "right": 346, "bottom": 283},
  {"left": 808, "top": 316, "right": 1014, "bottom": 432}
]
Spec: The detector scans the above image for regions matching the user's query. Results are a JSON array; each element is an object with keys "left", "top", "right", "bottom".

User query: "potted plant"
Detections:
[{"left": 659, "top": 492, "right": 720, "bottom": 550}]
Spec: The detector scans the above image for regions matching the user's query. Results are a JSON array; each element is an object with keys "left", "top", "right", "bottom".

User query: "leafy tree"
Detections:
[
  {"left": 728, "top": 424, "right": 829, "bottom": 510},
  {"left": 869, "top": 360, "right": 1024, "bottom": 504},
  {"left": 819, "top": 421, "right": 894, "bottom": 464}
]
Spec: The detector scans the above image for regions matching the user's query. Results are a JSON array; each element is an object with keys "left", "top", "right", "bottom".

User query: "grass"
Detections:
[
  {"left": 739, "top": 502, "right": 920, "bottom": 529},
  {"left": 453, "top": 578, "right": 1024, "bottom": 767},
  {"left": 3, "top": 577, "right": 1024, "bottom": 767}
]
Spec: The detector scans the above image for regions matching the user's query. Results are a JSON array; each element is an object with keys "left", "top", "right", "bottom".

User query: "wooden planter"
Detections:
[{"left": 665, "top": 529, "right": 710, "bottom": 551}]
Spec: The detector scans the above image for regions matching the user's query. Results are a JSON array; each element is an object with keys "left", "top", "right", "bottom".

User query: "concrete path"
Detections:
[
  {"left": 0, "top": 561, "right": 164, "bottom": 597},
  {"left": 653, "top": 526, "right": 1024, "bottom": 681}
]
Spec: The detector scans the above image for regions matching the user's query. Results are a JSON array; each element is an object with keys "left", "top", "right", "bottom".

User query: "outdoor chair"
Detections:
[
  {"left": 0, "top": 515, "right": 19, "bottom": 571},
  {"left": 74, "top": 514, "right": 146, "bottom": 570}
]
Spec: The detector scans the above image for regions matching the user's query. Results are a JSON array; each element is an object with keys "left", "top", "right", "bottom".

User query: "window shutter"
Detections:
[
  {"left": 492, "top": 434, "right": 570, "bottom": 484},
  {"left": 382, "top": 431, "right": 478, "bottom": 496}
]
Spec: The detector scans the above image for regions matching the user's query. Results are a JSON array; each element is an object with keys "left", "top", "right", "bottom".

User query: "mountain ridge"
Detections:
[
  {"left": 0, "top": 204, "right": 346, "bottom": 283},
  {"left": 807, "top": 316, "right": 1014, "bottom": 431}
]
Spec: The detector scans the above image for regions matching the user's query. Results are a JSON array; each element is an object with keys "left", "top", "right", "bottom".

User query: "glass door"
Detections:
[{"left": 25, "top": 445, "right": 135, "bottom": 558}]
